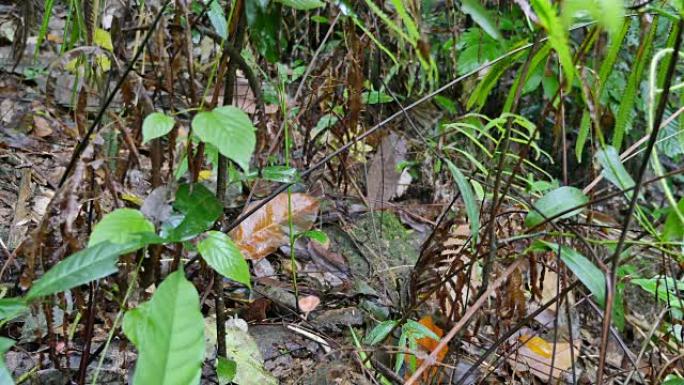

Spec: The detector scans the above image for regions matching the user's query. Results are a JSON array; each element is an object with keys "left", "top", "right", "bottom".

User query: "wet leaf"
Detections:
[
  {"left": 229, "top": 193, "right": 319, "bottom": 260},
  {"left": 124, "top": 271, "right": 205, "bottom": 385},
  {"left": 198, "top": 231, "right": 250, "bottom": 287},
  {"left": 525, "top": 186, "right": 588, "bottom": 227}
]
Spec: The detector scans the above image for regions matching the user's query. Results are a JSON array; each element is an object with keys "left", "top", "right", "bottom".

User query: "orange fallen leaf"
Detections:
[
  {"left": 509, "top": 334, "right": 578, "bottom": 382},
  {"left": 406, "top": 316, "right": 448, "bottom": 383},
  {"left": 229, "top": 193, "right": 319, "bottom": 260}
]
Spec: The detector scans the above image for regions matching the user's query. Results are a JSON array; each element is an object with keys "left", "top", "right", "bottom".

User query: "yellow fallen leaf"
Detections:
[
  {"left": 121, "top": 193, "right": 144, "bottom": 207},
  {"left": 198, "top": 170, "right": 213, "bottom": 181},
  {"left": 94, "top": 28, "right": 113, "bottom": 51},
  {"left": 509, "top": 334, "right": 578, "bottom": 382}
]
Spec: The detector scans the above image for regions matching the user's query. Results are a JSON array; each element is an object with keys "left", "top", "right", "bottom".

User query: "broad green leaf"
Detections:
[
  {"left": 224, "top": 324, "right": 277, "bottom": 385},
  {"left": 89, "top": 208, "right": 156, "bottom": 247},
  {"left": 0, "top": 298, "right": 27, "bottom": 321},
  {"left": 298, "top": 230, "right": 329, "bottom": 247},
  {"left": 208, "top": 0, "right": 228, "bottom": 40},
  {"left": 122, "top": 302, "right": 150, "bottom": 347},
  {"left": 530, "top": 0, "right": 574, "bottom": 90},
  {"left": 217, "top": 357, "right": 236, "bottom": 385},
  {"left": 597, "top": 146, "right": 635, "bottom": 197},
  {"left": 562, "top": 0, "right": 624, "bottom": 38},
  {"left": 365, "top": 320, "right": 397, "bottom": 345},
  {"left": 125, "top": 271, "right": 205, "bottom": 385},
  {"left": 198, "top": 231, "right": 251, "bottom": 287},
  {"left": 535, "top": 241, "right": 624, "bottom": 329},
  {"left": 663, "top": 197, "right": 684, "bottom": 241},
  {"left": 663, "top": 375, "right": 684, "bottom": 385},
  {"left": 167, "top": 184, "right": 222, "bottom": 242},
  {"left": 445, "top": 159, "right": 480, "bottom": 245},
  {"left": 461, "top": 0, "right": 502, "bottom": 40},
  {"left": 0, "top": 337, "right": 14, "bottom": 385},
  {"left": 192, "top": 106, "right": 256, "bottom": 171},
  {"left": 276, "top": 0, "right": 324, "bottom": 10},
  {"left": 27, "top": 240, "right": 151, "bottom": 300},
  {"left": 631, "top": 276, "right": 684, "bottom": 309},
  {"left": 525, "top": 186, "right": 588, "bottom": 227},
  {"left": 142, "top": 112, "right": 176, "bottom": 144}
]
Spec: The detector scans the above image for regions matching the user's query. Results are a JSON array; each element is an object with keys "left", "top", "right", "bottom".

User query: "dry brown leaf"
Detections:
[
  {"left": 229, "top": 193, "right": 319, "bottom": 260},
  {"left": 509, "top": 334, "right": 578, "bottom": 382}
]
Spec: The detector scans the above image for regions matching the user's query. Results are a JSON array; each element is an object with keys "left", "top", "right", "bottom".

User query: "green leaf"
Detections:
[
  {"left": 525, "top": 186, "right": 588, "bottom": 227},
  {"left": 597, "top": 146, "right": 635, "bottom": 198},
  {"left": 198, "top": 231, "right": 251, "bottom": 287},
  {"left": 663, "top": 197, "right": 684, "bottom": 241},
  {"left": 208, "top": 0, "right": 228, "bottom": 40},
  {"left": 663, "top": 375, "right": 684, "bottom": 385},
  {"left": 613, "top": 17, "right": 657, "bottom": 149},
  {"left": 361, "top": 90, "right": 393, "bottom": 105},
  {"left": 365, "top": 320, "right": 397, "bottom": 345},
  {"left": 530, "top": 0, "right": 574, "bottom": 90},
  {"left": 192, "top": 106, "right": 256, "bottom": 171},
  {"left": 631, "top": 276, "right": 684, "bottom": 309},
  {"left": 125, "top": 271, "right": 205, "bottom": 385},
  {"left": 0, "top": 337, "right": 14, "bottom": 385},
  {"left": 298, "top": 230, "right": 328, "bottom": 246},
  {"left": 167, "top": 184, "right": 222, "bottom": 242},
  {"left": 246, "top": 1, "right": 280, "bottom": 62},
  {"left": 142, "top": 112, "right": 176, "bottom": 144},
  {"left": 562, "top": 0, "right": 624, "bottom": 39},
  {"left": 0, "top": 298, "right": 27, "bottom": 321},
  {"left": 88, "top": 208, "right": 156, "bottom": 247},
  {"left": 276, "top": 0, "right": 325, "bottom": 10},
  {"left": 217, "top": 357, "right": 236, "bottom": 385},
  {"left": 27, "top": 239, "right": 150, "bottom": 300},
  {"left": 122, "top": 302, "right": 150, "bottom": 348},
  {"left": 461, "top": 0, "right": 502, "bottom": 40},
  {"left": 224, "top": 323, "right": 277, "bottom": 385},
  {"left": 403, "top": 319, "right": 440, "bottom": 340},
  {"left": 260, "top": 166, "right": 299, "bottom": 183},
  {"left": 445, "top": 159, "right": 480, "bottom": 245},
  {"left": 535, "top": 241, "right": 624, "bottom": 330}
]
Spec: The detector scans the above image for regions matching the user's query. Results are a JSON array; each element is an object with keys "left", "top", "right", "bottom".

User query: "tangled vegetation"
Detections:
[{"left": 0, "top": 0, "right": 683, "bottom": 384}]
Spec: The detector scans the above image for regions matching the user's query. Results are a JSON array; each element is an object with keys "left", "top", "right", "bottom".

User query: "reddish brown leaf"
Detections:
[{"left": 229, "top": 193, "right": 319, "bottom": 260}]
